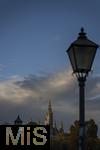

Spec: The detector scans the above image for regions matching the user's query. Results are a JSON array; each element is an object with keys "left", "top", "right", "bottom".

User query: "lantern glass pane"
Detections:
[
  {"left": 67, "top": 47, "right": 76, "bottom": 71},
  {"left": 74, "top": 46, "right": 96, "bottom": 72}
]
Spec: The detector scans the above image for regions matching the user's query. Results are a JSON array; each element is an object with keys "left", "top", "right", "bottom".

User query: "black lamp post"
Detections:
[{"left": 66, "top": 28, "right": 99, "bottom": 150}]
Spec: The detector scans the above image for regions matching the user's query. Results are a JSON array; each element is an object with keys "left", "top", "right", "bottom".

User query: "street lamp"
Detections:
[{"left": 66, "top": 28, "right": 99, "bottom": 150}]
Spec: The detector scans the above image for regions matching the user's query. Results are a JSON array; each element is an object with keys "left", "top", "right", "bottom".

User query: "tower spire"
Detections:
[
  {"left": 59, "top": 121, "right": 64, "bottom": 133},
  {"left": 54, "top": 120, "right": 57, "bottom": 128},
  {"left": 48, "top": 99, "right": 52, "bottom": 110},
  {"left": 60, "top": 121, "right": 63, "bottom": 129},
  {"left": 45, "top": 100, "right": 53, "bottom": 128}
]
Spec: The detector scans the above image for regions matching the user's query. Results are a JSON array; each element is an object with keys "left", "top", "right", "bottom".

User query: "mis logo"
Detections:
[{"left": 0, "top": 125, "right": 50, "bottom": 150}]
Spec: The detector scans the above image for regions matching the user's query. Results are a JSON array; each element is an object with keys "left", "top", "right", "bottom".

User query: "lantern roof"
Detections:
[{"left": 68, "top": 28, "right": 99, "bottom": 48}]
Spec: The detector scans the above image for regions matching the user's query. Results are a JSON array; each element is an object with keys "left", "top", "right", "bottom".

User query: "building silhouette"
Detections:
[
  {"left": 3, "top": 100, "right": 64, "bottom": 136},
  {"left": 14, "top": 115, "right": 23, "bottom": 125}
]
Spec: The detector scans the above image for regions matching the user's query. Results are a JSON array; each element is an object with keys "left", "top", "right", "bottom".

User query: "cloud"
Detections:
[
  {"left": 0, "top": 69, "right": 77, "bottom": 126},
  {"left": 0, "top": 69, "right": 100, "bottom": 132},
  {"left": 15, "top": 69, "right": 77, "bottom": 104},
  {"left": 0, "top": 79, "right": 31, "bottom": 103}
]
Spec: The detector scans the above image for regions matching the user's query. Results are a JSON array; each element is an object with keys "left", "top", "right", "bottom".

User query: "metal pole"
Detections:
[{"left": 78, "top": 77, "right": 86, "bottom": 150}]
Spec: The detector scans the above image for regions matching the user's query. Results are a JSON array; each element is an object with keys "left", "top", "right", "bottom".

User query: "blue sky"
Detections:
[
  {"left": 0, "top": 0, "right": 100, "bottom": 133},
  {"left": 0, "top": 0, "right": 99, "bottom": 78}
]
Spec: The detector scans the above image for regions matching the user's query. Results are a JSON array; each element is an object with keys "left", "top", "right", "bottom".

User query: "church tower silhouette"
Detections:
[{"left": 45, "top": 100, "right": 53, "bottom": 128}]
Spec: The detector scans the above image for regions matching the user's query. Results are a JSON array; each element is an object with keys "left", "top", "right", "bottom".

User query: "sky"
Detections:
[{"left": 0, "top": 0, "right": 100, "bottom": 134}]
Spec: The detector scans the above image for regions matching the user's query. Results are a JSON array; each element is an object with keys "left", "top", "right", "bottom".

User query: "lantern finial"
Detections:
[
  {"left": 81, "top": 27, "right": 84, "bottom": 33},
  {"left": 78, "top": 27, "right": 86, "bottom": 38}
]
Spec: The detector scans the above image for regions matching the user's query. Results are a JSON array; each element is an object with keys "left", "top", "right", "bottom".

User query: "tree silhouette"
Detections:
[{"left": 51, "top": 119, "right": 100, "bottom": 150}]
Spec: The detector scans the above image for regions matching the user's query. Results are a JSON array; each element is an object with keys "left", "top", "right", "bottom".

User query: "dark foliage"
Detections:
[{"left": 50, "top": 119, "right": 100, "bottom": 150}]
